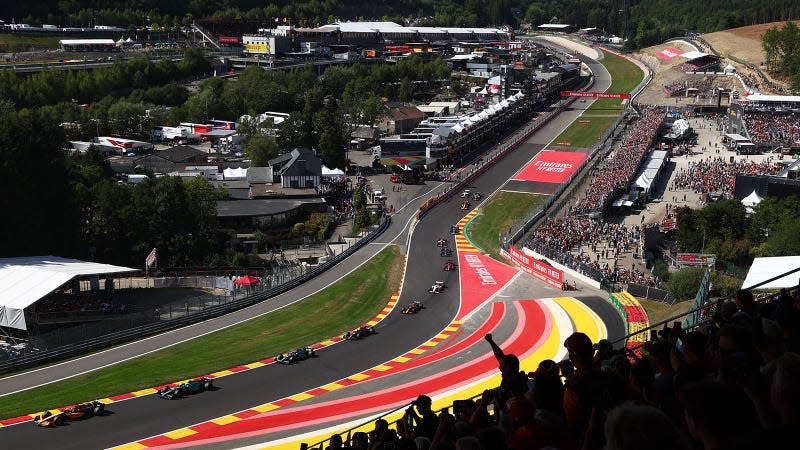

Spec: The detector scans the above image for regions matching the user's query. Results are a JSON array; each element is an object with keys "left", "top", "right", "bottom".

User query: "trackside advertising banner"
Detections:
[
  {"left": 507, "top": 244, "right": 563, "bottom": 288},
  {"left": 514, "top": 150, "right": 587, "bottom": 184},
  {"left": 560, "top": 91, "right": 631, "bottom": 99}
]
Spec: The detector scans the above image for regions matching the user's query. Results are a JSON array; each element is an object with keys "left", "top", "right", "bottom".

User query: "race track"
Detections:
[{"left": 0, "top": 49, "right": 624, "bottom": 449}]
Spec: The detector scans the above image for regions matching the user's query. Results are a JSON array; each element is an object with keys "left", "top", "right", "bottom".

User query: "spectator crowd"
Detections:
[
  {"left": 671, "top": 157, "right": 784, "bottom": 198},
  {"left": 571, "top": 107, "right": 665, "bottom": 215},
  {"left": 324, "top": 287, "right": 800, "bottom": 450},
  {"left": 742, "top": 112, "right": 800, "bottom": 146}
]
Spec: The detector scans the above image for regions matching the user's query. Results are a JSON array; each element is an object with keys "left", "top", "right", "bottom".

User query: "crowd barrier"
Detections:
[{"left": 0, "top": 216, "right": 391, "bottom": 374}]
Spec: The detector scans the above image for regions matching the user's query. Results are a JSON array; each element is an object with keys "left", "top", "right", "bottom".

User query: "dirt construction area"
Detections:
[{"left": 634, "top": 21, "right": 795, "bottom": 106}]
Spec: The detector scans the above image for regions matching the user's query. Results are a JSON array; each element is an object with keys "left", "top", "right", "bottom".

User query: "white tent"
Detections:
[
  {"left": 741, "top": 190, "right": 763, "bottom": 208},
  {"left": 742, "top": 256, "right": 800, "bottom": 290},
  {"left": 322, "top": 165, "right": 345, "bottom": 178},
  {"left": 500, "top": 99, "right": 510, "bottom": 108},
  {"left": 223, "top": 167, "right": 247, "bottom": 180},
  {"left": 723, "top": 64, "right": 735, "bottom": 74},
  {"left": 0, "top": 256, "right": 136, "bottom": 330}
]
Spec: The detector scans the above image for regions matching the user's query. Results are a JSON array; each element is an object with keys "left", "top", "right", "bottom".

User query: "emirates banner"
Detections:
[
  {"left": 507, "top": 245, "right": 563, "bottom": 289},
  {"left": 514, "top": 150, "right": 587, "bottom": 184},
  {"left": 560, "top": 91, "right": 631, "bottom": 99}
]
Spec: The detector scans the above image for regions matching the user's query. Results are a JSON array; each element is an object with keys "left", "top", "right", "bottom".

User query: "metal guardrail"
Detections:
[{"left": 0, "top": 216, "right": 391, "bottom": 374}]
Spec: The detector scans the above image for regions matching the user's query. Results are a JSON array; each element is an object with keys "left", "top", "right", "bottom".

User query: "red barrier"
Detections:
[
  {"left": 560, "top": 91, "right": 630, "bottom": 99},
  {"left": 505, "top": 245, "right": 563, "bottom": 289}
]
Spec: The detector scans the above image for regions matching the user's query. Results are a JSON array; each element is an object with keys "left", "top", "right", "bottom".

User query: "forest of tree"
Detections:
[
  {"left": 4, "top": 1, "right": 799, "bottom": 50},
  {"left": 762, "top": 21, "right": 800, "bottom": 91},
  {"left": 0, "top": 50, "right": 451, "bottom": 265}
]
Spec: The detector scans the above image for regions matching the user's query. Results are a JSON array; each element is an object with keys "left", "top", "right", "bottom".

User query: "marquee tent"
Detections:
[
  {"left": 742, "top": 256, "right": 800, "bottom": 290},
  {"left": 0, "top": 256, "right": 136, "bottom": 330},
  {"left": 322, "top": 165, "right": 345, "bottom": 177},
  {"left": 223, "top": 167, "right": 247, "bottom": 180},
  {"left": 741, "top": 190, "right": 763, "bottom": 208}
]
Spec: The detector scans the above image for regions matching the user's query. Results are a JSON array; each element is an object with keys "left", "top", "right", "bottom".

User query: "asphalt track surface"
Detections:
[{"left": 0, "top": 50, "right": 617, "bottom": 449}]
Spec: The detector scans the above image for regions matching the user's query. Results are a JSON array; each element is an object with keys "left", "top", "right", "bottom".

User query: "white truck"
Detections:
[{"left": 150, "top": 126, "right": 200, "bottom": 143}]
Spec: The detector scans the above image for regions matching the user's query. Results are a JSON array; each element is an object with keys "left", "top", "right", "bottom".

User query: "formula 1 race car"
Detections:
[
  {"left": 276, "top": 346, "right": 316, "bottom": 364},
  {"left": 402, "top": 301, "right": 424, "bottom": 314},
  {"left": 460, "top": 189, "right": 471, "bottom": 198},
  {"left": 450, "top": 225, "right": 460, "bottom": 235},
  {"left": 34, "top": 410, "right": 66, "bottom": 427},
  {"left": 158, "top": 377, "right": 214, "bottom": 399},
  {"left": 436, "top": 238, "right": 448, "bottom": 247},
  {"left": 428, "top": 281, "right": 446, "bottom": 293},
  {"left": 443, "top": 260, "right": 456, "bottom": 271},
  {"left": 460, "top": 201, "right": 471, "bottom": 210},
  {"left": 63, "top": 400, "right": 106, "bottom": 420},
  {"left": 344, "top": 326, "right": 376, "bottom": 340},
  {"left": 440, "top": 247, "right": 452, "bottom": 257},
  {"left": 471, "top": 192, "right": 482, "bottom": 201}
]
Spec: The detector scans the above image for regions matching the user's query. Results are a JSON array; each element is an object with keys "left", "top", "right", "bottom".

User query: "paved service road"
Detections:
[{"left": 0, "top": 48, "right": 617, "bottom": 448}]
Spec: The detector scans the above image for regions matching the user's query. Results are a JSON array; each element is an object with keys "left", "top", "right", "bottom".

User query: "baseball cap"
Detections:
[
  {"left": 414, "top": 394, "right": 432, "bottom": 405},
  {"left": 564, "top": 332, "right": 593, "bottom": 356}
]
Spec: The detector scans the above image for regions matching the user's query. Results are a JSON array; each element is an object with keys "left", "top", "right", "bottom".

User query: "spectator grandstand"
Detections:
[
  {"left": 742, "top": 111, "right": 800, "bottom": 147},
  {"left": 571, "top": 106, "right": 666, "bottom": 215},
  {"left": 671, "top": 157, "right": 784, "bottom": 197}
]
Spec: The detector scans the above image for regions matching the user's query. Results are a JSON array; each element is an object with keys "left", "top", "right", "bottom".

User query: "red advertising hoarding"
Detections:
[
  {"left": 657, "top": 47, "right": 684, "bottom": 60},
  {"left": 560, "top": 91, "right": 631, "bottom": 99},
  {"left": 506, "top": 245, "right": 563, "bottom": 289},
  {"left": 514, "top": 150, "right": 587, "bottom": 184}
]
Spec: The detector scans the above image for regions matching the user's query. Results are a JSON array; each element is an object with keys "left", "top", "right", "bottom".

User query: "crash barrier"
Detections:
[
  {"left": 416, "top": 77, "right": 596, "bottom": 221},
  {"left": 612, "top": 267, "right": 800, "bottom": 350},
  {"left": 626, "top": 282, "right": 676, "bottom": 305},
  {"left": 0, "top": 216, "right": 391, "bottom": 374},
  {"left": 523, "top": 247, "right": 603, "bottom": 290}
]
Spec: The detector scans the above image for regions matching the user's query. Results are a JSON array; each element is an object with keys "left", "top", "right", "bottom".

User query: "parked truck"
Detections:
[{"left": 150, "top": 126, "right": 201, "bottom": 143}]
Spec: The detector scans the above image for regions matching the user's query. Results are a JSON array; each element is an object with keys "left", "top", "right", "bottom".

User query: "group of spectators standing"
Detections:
[
  {"left": 328, "top": 287, "right": 800, "bottom": 450},
  {"left": 33, "top": 293, "right": 132, "bottom": 316},
  {"left": 671, "top": 157, "right": 784, "bottom": 198},
  {"left": 318, "top": 178, "right": 356, "bottom": 224},
  {"left": 525, "top": 217, "right": 661, "bottom": 287},
  {"left": 571, "top": 107, "right": 665, "bottom": 215},
  {"left": 742, "top": 112, "right": 800, "bottom": 146}
]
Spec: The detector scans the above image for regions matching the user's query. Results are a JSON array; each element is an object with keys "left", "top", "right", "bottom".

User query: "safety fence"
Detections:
[{"left": 0, "top": 216, "right": 391, "bottom": 374}]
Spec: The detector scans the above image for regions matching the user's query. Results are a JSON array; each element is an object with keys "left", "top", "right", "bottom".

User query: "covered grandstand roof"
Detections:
[
  {"left": 680, "top": 51, "right": 709, "bottom": 60},
  {"left": 0, "top": 256, "right": 137, "bottom": 330},
  {"left": 743, "top": 93, "right": 800, "bottom": 104},
  {"left": 319, "top": 21, "right": 506, "bottom": 35},
  {"left": 59, "top": 39, "right": 116, "bottom": 45},
  {"left": 742, "top": 256, "right": 800, "bottom": 290}
]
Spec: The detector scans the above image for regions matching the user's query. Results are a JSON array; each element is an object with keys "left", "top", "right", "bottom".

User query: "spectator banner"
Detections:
[
  {"left": 677, "top": 253, "right": 715, "bottom": 267},
  {"left": 506, "top": 245, "right": 563, "bottom": 289},
  {"left": 656, "top": 47, "right": 684, "bottom": 60},
  {"left": 514, "top": 150, "right": 587, "bottom": 184},
  {"left": 560, "top": 91, "right": 631, "bottom": 99}
]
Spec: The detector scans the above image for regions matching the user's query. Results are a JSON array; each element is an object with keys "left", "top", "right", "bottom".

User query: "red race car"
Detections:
[{"left": 443, "top": 260, "right": 456, "bottom": 271}]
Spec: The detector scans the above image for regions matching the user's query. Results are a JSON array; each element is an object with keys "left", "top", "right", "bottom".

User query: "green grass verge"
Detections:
[
  {"left": 0, "top": 245, "right": 404, "bottom": 419},
  {"left": 638, "top": 298, "right": 694, "bottom": 325},
  {"left": 466, "top": 192, "right": 548, "bottom": 261},
  {"left": 0, "top": 35, "right": 63, "bottom": 53},
  {"left": 552, "top": 115, "right": 618, "bottom": 148},
  {"left": 554, "top": 50, "right": 644, "bottom": 147}
]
